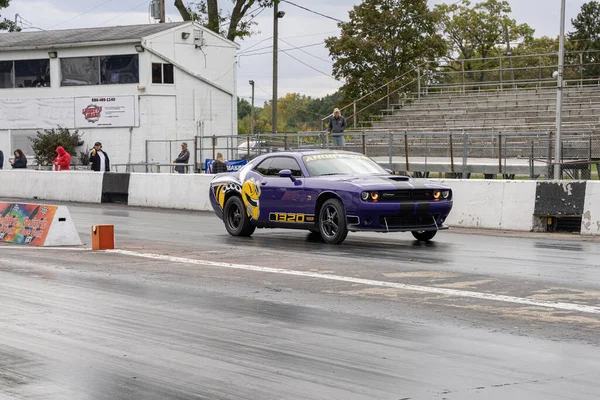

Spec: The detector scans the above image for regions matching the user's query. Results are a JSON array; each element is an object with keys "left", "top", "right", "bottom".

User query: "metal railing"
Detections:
[{"left": 322, "top": 50, "right": 600, "bottom": 130}]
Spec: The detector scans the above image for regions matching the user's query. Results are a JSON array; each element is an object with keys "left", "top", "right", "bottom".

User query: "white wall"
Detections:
[
  {"left": 0, "top": 170, "right": 103, "bottom": 203},
  {"left": 581, "top": 181, "right": 600, "bottom": 235},
  {"left": 438, "top": 179, "right": 537, "bottom": 231},
  {"left": 128, "top": 173, "right": 213, "bottom": 210}
]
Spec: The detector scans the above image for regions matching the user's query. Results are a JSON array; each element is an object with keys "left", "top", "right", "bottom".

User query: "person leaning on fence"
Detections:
[
  {"left": 10, "top": 149, "right": 27, "bottom": 169},
  {"left": 212, "top": 153, "right": 228, "bottom": 174},
  {"left": 328, "top": 107, "right": 347, "bottom": 148},
  {"left": 89, "top": 142, "right": 110, "bottom": 172},
  {"left": 173, "top": 142, "right": 190, "bottom": 174}
]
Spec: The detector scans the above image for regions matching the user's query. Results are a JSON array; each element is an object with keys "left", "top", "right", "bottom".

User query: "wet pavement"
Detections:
[{"left": 1, "top": 201, "right": 600, "bottom": 399}]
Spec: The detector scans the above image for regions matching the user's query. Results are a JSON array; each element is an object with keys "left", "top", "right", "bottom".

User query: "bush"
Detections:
[{"left": 29, "top": 126, "right": 84, "bottom": 166}]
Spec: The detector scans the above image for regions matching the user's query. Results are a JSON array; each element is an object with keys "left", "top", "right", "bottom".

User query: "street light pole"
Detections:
[
  {"left": 554, "top": 0, "right": 566, "bottom": 180},
  {"left": 249, "top": 80, "right": 255, "bottom": 136},
  {"left": 272, "top": 4, "right": 284, "bottom": 134}
]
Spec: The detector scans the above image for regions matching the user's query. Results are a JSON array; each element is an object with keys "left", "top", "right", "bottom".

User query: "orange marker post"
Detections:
[{"left": 92, "top": 225, "right": 115, "bottom": 250}]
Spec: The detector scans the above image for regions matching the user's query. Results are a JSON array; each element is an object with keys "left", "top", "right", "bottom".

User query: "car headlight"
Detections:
[
  {"left": 361, "top": 191, "right": 380, "bottom": 202},
  {"left": 442, "top": 190, "right": 450, "bottom": 199},
  {"left": 433, "top": 191, "right": 441, "bottom": 200}
]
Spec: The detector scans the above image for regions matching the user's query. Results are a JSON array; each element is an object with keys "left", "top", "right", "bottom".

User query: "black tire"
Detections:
[
  {"left": 224, "top": 196, "right": 256, "bottom": 237},
  {"left": 411, "top": 230, "right": 437, "bottom": 241},
  {"left": 318, "top": 198, "right": 348, "bottom": 245}
]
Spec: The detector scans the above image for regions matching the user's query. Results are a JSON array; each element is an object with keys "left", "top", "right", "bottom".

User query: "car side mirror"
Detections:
[{"left": 279, "top": 169, "right": 296, "bottom": 182}]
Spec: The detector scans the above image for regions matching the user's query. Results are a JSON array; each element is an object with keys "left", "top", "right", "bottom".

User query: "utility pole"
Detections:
[
  {"left": 249, "top": 80, "right": 255, "bottom": 136},
  {"left": 272, "top": 4, "right": 285, "bottom": 134},
  {"left": 554, "top": 0, "right": 566, "bottom": 180},
  {"left": 159, "top": 0, "right": 166, "bottom": 23},
  {"left": 504, "top": 26, "right": 515, "bottom": 89}
]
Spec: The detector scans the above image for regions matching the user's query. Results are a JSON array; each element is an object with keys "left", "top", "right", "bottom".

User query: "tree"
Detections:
[
  {"left": 325, "top": 0, "right": 446, "bottom": 105},
  {"left": 568, "top": 1, "right": 600, "bottom": 77},
  {"left": 29, "top": 127, "right": 84, "bottom": 166},
  {"left": 436, "top": 0, "right": 534, "bottom": 81},
  {"left": 237, "top": 97, "right": 252, "bottom": 119},
  {"left": 175, "top": 0, "right": 275, "bottom": 42},
  {"left": 0, "top": 0, "right": 19, "bottom": 32}
]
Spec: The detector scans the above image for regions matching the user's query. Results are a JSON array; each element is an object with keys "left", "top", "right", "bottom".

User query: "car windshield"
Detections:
[{"left": 302, "top": 153, "right": 388, "bottom": 176}]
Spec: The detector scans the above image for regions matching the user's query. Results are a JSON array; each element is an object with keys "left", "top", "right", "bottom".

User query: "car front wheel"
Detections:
[
  {"left": 411, "top": 230, "right": 437, "bottom": 241},
  {"left": 224, "top": 196, "right": 256, "bottom": 237},
  {"left": 318, "top": 198, "right": 348, "bottom": 245}
]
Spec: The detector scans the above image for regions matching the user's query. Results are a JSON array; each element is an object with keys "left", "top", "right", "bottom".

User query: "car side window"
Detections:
[
  {"left": 267, "top": 157, "right": 303, "bottom": 177},
  {"left": 254, "top": 158, "right": 272, "bottom": 176}
]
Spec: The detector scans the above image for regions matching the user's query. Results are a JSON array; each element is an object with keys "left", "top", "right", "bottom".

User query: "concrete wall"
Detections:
[
  {"left": 438, "top": 180, "right": 536, "bottom": 231},
  {"left": 128, "top": 173, "right": 213, "bottom": 211},
  {"left": 0, "top": 170, "right": 103, "bottom": 203},
  {"left": 581, "top": 181, "right": 600, "bottom": 235}
]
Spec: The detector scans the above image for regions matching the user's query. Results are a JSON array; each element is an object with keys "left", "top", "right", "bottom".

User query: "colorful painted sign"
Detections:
[
  {"left": 0, "top": 203, "right": 57, "bottom": 246},
  {"left": 74, "top": 96, "right": 136, "bottom": 128}
]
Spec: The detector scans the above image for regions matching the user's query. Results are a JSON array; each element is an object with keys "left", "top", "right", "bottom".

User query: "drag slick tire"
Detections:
[
  {"left": 411, "top": 230, "right": 437, "bottom": 241},
  {"left": 318, "top": 198, "right": 348, "bottom": 245},
  {"left": 224, "top": 196, "right": 256, "bottom": 237}
]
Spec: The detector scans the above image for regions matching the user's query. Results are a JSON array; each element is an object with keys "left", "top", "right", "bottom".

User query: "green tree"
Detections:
[
  {"left": 325, "top": 0, "right": 445, "bottom": 103},
  {"left": 436, "top": 0, "right": 534, "bottom": 82},
  {"left": 175, "top": 0, "right": 276, "bottom": 41},
  {"left": 0, "top": 0, "right": 19, "bottom": 32},
  {"left": 237, "top": 97, "right": 252, "bottom": 119},
  {"left": 568, "top": 1, "right": 600, "bottom": 77},
  {"left": 29, "top": 127, "right": 84, "bottom": 166}
]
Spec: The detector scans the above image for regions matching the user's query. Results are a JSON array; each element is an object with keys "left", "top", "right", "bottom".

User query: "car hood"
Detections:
[{"left": 313, "top": 174, "right": 450, "bottom": 190}]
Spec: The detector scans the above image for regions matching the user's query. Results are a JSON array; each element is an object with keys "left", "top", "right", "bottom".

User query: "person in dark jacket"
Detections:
[
  {"left": 173, "top": 142, "right": 191, "bottom": 174},
  {"left": 328, "top": 107, "right": 347, "bottom": 148},
  {"left": 212, "top": 153, "right": 228, "bottom": 174},
  {"left": 0, "top": 149, "right": 4, "bottom": 169},
  {"left": 10, "top": 149, "right": 27, "bottom": 169},
  {"left": 89, "top": 142, "right": 110, "bottom": 172}
]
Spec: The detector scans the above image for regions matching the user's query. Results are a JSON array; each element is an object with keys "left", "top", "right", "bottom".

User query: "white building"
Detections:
[{"left": 0, "top": 21, "right": 238, "bottom": 170}]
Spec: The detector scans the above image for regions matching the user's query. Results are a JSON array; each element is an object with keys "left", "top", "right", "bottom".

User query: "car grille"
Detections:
[
  {"left": 379, "top": 216, "right": 437, "bottom": 227},
  {"left": 379, "top": 189, "right": 438, "bottom": 201}
]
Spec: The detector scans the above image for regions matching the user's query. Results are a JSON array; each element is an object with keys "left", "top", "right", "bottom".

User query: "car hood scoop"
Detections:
[{"left": 386, "top": 176, "right": 410, "bottom": 182}]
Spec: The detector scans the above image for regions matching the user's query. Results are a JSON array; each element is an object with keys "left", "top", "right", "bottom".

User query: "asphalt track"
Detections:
[{"left": 2, "top": 200, "right": 600, "bottom": 399}]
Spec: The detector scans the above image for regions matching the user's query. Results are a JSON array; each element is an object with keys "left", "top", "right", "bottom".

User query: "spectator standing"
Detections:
[
  {"left": 173, "top": 142, "right": 190, "bottom": 174},
  {"left": 89, "top": 142, "right": 110, "bottom": 172},
  {"left": 0, "top": 149, "right": 3, "bottom": 169},
  {"left": 53, "top": 146, "right": 71, "bottom": 171},
  {"left": 328, "top": 108, "right": 347, "bottom": 148},
  {"left": 10, "top": 149, "right": 27, "bottom": 169},
  {"left": 212, "top": 153, "right": 228, "bottom": 174}
]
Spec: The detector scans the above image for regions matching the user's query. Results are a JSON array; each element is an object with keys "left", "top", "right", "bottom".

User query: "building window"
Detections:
[
  {"left": 61, "top": 54, "right": 139, "bottom": 86},
  {"left": 101, "top": 55, "right": 139, "bottom": 84},
  {"left": 0, "top": 61, "right": 13, "bottom": 88},
  {"left": 152, "top": 62, "right": 174, "bottom": 84},
  {"left": 15, "top": 59, "right": 50, "bottom": 88}
]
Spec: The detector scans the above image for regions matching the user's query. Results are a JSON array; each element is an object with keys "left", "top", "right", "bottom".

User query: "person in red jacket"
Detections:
[{"left": 53, "top": 146, "right": 71, "bottom": 171}]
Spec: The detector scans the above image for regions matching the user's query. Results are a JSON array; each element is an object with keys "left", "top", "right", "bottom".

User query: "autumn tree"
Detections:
[
  {"left": 436, "top": 0, "right": 534, "bottom": 82},
  {"left": 568, "top": 1, "right": 600, "bottom": 77},
  {"left": 175, "top": 0, "right": 275, "bottom": 41},
  {"left": 325, "top": 0, "right": 445, "bottom": 106}
]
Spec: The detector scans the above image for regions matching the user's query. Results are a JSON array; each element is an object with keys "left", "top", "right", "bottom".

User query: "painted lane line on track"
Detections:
[{"left": 109, "top": 249, "right": 600, "bottom": 315}]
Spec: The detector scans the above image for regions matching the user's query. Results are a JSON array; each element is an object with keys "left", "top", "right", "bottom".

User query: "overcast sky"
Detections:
[{"left": 1, "top": 0, "right": 590, "bottom": 103}]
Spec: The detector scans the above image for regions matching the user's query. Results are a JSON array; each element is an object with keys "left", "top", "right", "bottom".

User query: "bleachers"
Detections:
[{"left": 371, "top": 86, "right": 600, "bottom": 133}]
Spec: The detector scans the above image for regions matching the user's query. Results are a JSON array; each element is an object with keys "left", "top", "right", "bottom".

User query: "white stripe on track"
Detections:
[{"left": 108, "top": 249, "right": 600, "bottom": 315}]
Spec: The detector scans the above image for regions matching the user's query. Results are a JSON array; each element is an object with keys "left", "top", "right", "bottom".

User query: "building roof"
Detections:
[{"left": 0, "top": 22, "right": 187, "bottom": 50}]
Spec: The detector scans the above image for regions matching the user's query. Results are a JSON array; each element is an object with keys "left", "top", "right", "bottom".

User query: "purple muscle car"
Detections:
[{"left": 209, "top": 150, "right": 453, "bottom": 245}]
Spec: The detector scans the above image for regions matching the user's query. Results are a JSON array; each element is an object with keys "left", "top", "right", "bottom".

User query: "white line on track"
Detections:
[{"left": 108, "top": 249, "right": 600, "bottom": 315}]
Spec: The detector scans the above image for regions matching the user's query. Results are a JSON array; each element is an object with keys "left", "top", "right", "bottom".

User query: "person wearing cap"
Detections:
[
  {"left": 328, "top": 107, "right": 347, "bottom": 148},
  {"left": 89, "top": 142, "right": 110, "bottom": 172},
  {"left": 173, "top": 142, "right": 191, "bottom": 174}
]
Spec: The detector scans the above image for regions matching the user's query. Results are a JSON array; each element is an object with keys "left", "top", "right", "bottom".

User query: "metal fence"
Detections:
[{"left": 196, "top": 131, "right": 600, "bottom": 180}]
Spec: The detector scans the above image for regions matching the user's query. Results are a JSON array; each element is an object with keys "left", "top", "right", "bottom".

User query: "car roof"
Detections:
[{"left": 264, "top": 149, "right": 363, "bottom": 157}]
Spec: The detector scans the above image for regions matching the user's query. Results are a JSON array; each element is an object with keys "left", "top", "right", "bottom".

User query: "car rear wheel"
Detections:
[
  {"left": 224, "top": 196, "right": 256, "bottom": 237},
  {"left": 411, "top": 230, "right": 437, "bottom": 241},
  {"left": 318, "top": 199, "right": 348, "bottom": 245}
]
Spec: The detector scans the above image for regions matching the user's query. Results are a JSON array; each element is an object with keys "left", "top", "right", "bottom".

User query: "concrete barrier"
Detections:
[
  {"left": 581, "top": 181, "right": 600, "bottom": 235},
  {"left": 128, "top": 173, "right": 214, "bottom": 211},
  {"left": 438, "top": 179, "right": 537, "bottom": 231},
  {"left": 0, "top": 170, "right": 103, "bottom": 203}
]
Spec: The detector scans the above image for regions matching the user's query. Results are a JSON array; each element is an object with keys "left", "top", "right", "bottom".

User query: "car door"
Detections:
[{"left": 256, "top": 156, "right": 306, "bottom": 224}]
